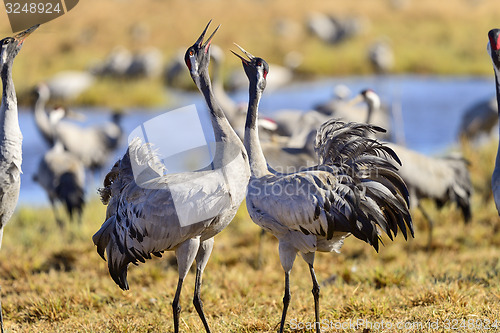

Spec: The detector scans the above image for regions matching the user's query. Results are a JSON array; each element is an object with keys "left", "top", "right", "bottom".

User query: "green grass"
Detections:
[{"left": 0, "top": 138, "right": 500, "bottom": 332}]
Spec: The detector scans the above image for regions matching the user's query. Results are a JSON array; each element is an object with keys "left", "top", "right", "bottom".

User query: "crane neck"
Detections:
[
  {"left": 34, "top": 90, "right": 53, "bottom": 143},
  {"left": 197, "top": 67, "right": 240, "bottom": 142},
  {"left": 244, "top": 82, "right": 270, "bottom": 177},
  {"left": 365, "top": 103, "right": 374, "bottom": 124},
  {"left": 0, "top": 61, "right": 22, "bottom": 143},
  {"left": 495, "top": 70, "right": 500, "bottom": 124},
  {"left": 494, "top": 68, "right": 500, "bottom": 173}
]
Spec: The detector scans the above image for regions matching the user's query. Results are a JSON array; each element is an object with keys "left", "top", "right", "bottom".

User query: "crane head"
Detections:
[
  {"left": 0, "top": 24, "right": 39, "bottom": 68},
  {"left": 488, "top": 29, "right": 500, "bottom": 70},
  {"left": 185, "top": 20, "right": 220, "bottom": 80},
  {"left": 231, "top": 44, "right": 269, "bottom": 92}
]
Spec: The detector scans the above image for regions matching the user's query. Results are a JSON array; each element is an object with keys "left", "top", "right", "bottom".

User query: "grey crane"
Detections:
[
  {"left": 43, "top": 107, "right": 123, "bottom": 174},
  {"left": 458, "top": 96, "right": 497, "bottom": 142},
  {"left": 92, "top": 21, "right": 250, "bottom": 333},
  {"left": 367, "top": 37, "right": 395, "bottom": 75},
  {"left": 487, "top": 28, "right": 500, "bottom": 215},
  {"left": 232, "top": 45, "right": 412, "bottom": 333},
  {"left": 33, "top": 107, "right": 85, "bottom": 226},
  {"left": 359, "top": 89, "right": 472, "bottom": 248},
  {"left": 0, "top": 24, "right": 39, "bottom": 333},
  {"left": 44, "top": 70, "right": 94, "bottom": 101}
]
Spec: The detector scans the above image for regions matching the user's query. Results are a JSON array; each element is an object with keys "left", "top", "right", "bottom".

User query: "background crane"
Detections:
[{"left": 33, "top": 107, "right": 85, "bottom": 226}]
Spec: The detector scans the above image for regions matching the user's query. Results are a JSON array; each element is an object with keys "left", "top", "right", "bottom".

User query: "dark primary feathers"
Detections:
[
  {"left": 93, "top": 139, "right": 231, "bottom": 290},
  {"left": 313, "top": 119, "right": 414, "bottom": 250}
]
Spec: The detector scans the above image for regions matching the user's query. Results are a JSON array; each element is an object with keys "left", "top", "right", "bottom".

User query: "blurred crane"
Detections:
[
  {"left": 232, "top": 45, "right": 412, "bottom": 333},
  {"left": 367, "top": 37, "right": 395, "bottom": 75},
  {"left": 306, "top": 12, "right": 365, "bottom": 45},
  {"left": 487, "top": 28, "right": 500, "bottom": 215},
  {"left": 44, "top": 71, "right": 94, "bottom": 101},
  {"left": 41, "top": 107, "right": 123, "bottom": 174},
  {"left": 92, "top": 21, "right": 250, "bottom": 333},
  {"left": 458, "top": 96, "right": 497, "bottom": 142},
  {"left": 33, "top": 108, "right": 85, "bottom": 226},
  {"left": 0, "top": 24, "right": 39, "bottom": 333},
  {"left": 359, "top": 90, "right": 472, "bottom": 248}
]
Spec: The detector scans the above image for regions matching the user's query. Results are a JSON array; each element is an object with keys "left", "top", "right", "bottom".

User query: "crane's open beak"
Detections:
[
  {"left": 195, "top": 20, "right": 220, "bottom": 53},
  {"left": 347, "top": 93, "right": 364, "bottom": 106},
  {"left": 230, "top": 43, "right": 255, "bottom": 65},
  {"left": 14, "top": 24, "right": 39, "bottom": 45}
]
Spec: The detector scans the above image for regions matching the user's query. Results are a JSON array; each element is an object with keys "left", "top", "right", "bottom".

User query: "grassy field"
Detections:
[
  {"left": 0, "top": 139, "right": 498, "bottom": 332},
  {"left": 1, "top": 0, "right": 500, "bottom": 106}
]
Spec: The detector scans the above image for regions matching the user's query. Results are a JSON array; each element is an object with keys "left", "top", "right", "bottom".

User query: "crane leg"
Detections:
[
  {"left": 193, "top": 238, "right": 214, "bottom": 333},
  {"left": 0, "top": 284, "right": 3, "bottom": 333},
  {"left": 279, "top": 271, "right": 291, "bottom": 333},
  {"left": 301, "top": 252, "right": 320, "bottom": 333},
  {"left": 173, "top": 238, "right": 200, "bottom": 333},
  {"left": 309, "top": 264, "right": 321, "bottom": 333},
  {"left": 418, "top": 203, "right": 434, "bottom": 251},
  {"left": 172, "top": 278, "right": 184, "bottom": 333},
  {"left": 50, "top": 198, "right": 64, "bottom": 229},
  {"left": 278, "top": 243, "right": 297, "bottom": 333},
  {"left": 256, "top": 228, "right": 266, "bottom": 269}
]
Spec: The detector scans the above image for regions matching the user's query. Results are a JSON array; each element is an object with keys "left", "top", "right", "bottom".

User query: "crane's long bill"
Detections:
[
  {"left": 234, "top": 43, "right": 255, "bottom": 60},
  {"left": 230, "top": 50, "right": 249, "bottom": 65},
  {"left": 195, "top": 20, "right": 220, "bottom": 53},
  {"left": 348, "top": 94, "right": 364, "bottom": 106},
  {"left": 14, "top": 24, "right": 40, "bottom": 42}
]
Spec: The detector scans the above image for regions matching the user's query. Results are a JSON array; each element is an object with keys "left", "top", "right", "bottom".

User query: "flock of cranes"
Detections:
[{"left": 1, "top": 20, "right": 500, "bottom": 333}]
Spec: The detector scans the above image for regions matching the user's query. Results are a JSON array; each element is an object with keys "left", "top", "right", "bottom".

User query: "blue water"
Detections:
[{"left": 18, "top": 75, "right": 496, "bottom": 205}]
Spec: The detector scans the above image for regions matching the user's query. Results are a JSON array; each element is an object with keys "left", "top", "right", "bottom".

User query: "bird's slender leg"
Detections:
[
  {"left": 418, "top": 202, "right": 434, "bottom": 251},
  {"left": 173, "top": 237, "right": 201, "bottom": 333},
  {"left": 309, "top": 264, "right": 321, "bottom": 333},
  {"left": 193, "top": 238, "right": 214, "bottom": 333},
  {"left": 256, "top": 228, "right": 266, "bottom": 269},
  {"left": 278, "top": 242, "right": 297, "bottom": 333},
  {"left": 302, "top": 252, "right": 321, "bottom": 333},
  {"left": 0, "top": 284, "right": 4, "bottom": 333},
  {"left": 49, "top": 197, "right": 64, "bottom": 229},
  {"left": 279, "top": 271, "right": 291, "bottom": 333}
]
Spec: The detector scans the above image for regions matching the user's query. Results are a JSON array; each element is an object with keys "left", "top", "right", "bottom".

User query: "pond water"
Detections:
[{"left": 17, "top": 74, "right": 497, "bottom": 205}]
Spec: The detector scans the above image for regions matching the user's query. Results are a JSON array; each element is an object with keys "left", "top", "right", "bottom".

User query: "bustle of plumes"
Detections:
[
  {"left": 94, "top": 138, "right": 167, "bottom": 290},
  {"left": 313, "top": 119, "right": 414, "bottom": 250}
]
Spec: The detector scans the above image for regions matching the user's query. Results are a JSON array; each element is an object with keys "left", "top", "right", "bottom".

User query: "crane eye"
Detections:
[
  {"left": 189, "top": 50, "right": 194, "bottom": 56},
  {"left": 256, "top": 60, "right": 262, "bottom": 66}
]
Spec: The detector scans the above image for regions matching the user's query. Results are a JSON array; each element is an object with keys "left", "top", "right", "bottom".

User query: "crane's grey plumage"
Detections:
[
  {"left": 306, "top": 12, "right": 364, "bottom": 45},
  {"left": 125, "top": 47, "right": 163, "bottom": 79},
  {"left": 458, "top": 96, "right": 497, "bottom": 141},
  {"left": 487, "top": 28, "right": 500, "bottom": 215},
  {"left": 43, "top": 107, "right": 123, "bottom": 173},
  {"left": 232, "top": 45, "right": 412, "bottom": 333},
  {"left": 367, "top": 37, "right": 394, "bottom": 75},
  {"left": 32, "top": 80, "right": 122, "bottom": 169},
  {"left": 33, "top": 108, "right": 85, "bottom": 225},
  {"left": 359, "top": 89, "right": 472, "bottom": 248},
  {"left": 0, "top": 24, "right": 39, "bottom": 333},
  {"left": 93, "top": 21, "right": 250, "bottom": 333},
  {"left": 44, "top": 70, "right": 94, "bottom": 101}
]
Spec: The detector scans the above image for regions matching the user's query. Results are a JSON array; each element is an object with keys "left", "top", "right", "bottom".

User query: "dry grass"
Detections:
[
  {"left": 0, "top": 138, "right": 499, "bottom": 332},
  {"left": 1, "top": 0, "right": 500, "bottom": 106}
]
